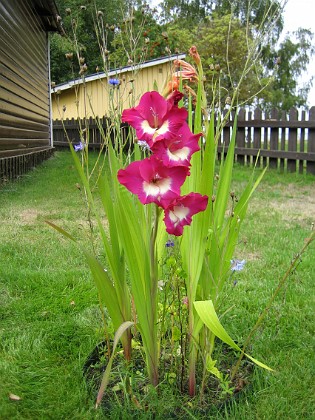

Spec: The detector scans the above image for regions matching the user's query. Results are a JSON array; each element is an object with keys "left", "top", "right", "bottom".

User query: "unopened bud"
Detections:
[
  {"left": 97, "top": 11, "right": 103, "bottom": 17},
  {"left": 79, "top": 56, "right": 85, "bottom": 64},
  {"left": 65, "top": 8, "right": 71, "bottom": 15}
]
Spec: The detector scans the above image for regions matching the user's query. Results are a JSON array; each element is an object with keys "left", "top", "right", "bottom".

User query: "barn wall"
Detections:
[
  {"left": 51, "top": 60, "right": 174, "bottom": 120},
  {"left": 0, "top": 0, "right": 51, "bottom": 158}
]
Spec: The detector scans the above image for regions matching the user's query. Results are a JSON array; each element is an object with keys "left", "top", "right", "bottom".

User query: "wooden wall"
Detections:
[
  {"left": 0, "top": 0, "right": 52, "bottom": 158},
  {"left": 51, "top": 60, "right": 174, "bottom": 120}
]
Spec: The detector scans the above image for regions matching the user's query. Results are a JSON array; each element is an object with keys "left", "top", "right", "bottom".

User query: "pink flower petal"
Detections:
[
  {"left": 117, "top": 157, "right": 189, "bottom": 208},
  {"left": 122, "top": 91, "right": 188, "bottom": 144},
  {"left": 151, "top": 123, "right": 201, "bottom": 167},
  {"left": 163, "top": 193, "right": 208, "bottom": 236}
]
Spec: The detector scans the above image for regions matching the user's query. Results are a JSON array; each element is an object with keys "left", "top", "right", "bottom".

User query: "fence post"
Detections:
[
  {"left": 236, "top": 108, "right": 246, "bottom": 165},
  {"left": 307, "top": 106, "right": 315, "bottom": 175},
  {"left": 253, "top": 108, "right": 262, "bottom": 167},
  {"left": 299, "top": 110, "right": 306, "bottom": 174},
  {"left": 279, "top": 110, "right": 287, "bottom": 172},
  {"left": 269, "top": 108, "right": 279, "bottom": 169},
  {"left": 288, "top": 108, "right": 298, "bottom": 172}
]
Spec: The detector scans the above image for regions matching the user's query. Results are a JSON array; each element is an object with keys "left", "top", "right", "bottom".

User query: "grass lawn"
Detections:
[{"left": 0, "top": 150, "right": 314, "bottom": 419}]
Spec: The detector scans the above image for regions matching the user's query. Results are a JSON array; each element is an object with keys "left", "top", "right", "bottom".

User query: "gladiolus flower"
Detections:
[
  {"left": 151, "top": 123, "right": 201, "bottom": 168},
  {"left": 163, "top": 193, "right": 208, "bottom": 236},
  {"left": 117, "top": 156, "right": 189, "bottom": 208},
  {"left": 122, "top": 91, "right": 188, "bottom": 145}
]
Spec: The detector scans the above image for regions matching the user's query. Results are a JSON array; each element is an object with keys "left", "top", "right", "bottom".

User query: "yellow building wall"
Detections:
[{"left": 52, "top": 61, "right": 174, "bottom": 120}]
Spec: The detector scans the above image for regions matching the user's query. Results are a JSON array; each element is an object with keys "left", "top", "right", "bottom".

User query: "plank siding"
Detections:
[{"left": 0, "top": 0, "right": 51, "bottom": 156}]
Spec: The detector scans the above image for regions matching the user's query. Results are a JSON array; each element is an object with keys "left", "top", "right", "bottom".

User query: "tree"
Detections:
[
  {"left": 194, "top": 13, "right": 265, "bottom": 106},
  {"left": 259, "top": 29, "right": 315, "bottom": 110},
  {"left": 50, "top": 0, "right": 124, "bottom": 84},
  {"left": 159, "top": 0, "right": 314, "bottom": 110}
]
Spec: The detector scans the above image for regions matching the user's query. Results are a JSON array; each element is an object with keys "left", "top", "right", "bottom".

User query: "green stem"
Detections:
[
  {"left": 231, "top": 231, "right": 315, "bottom": 380},
  {"left": 188, "top": 297, "right": 196, "bottom": 396},
  {"left": 147, "top": 204, "right": 160, "bottom": 386}
]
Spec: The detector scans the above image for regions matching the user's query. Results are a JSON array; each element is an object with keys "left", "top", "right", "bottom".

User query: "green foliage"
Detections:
[
  {"left": 0, "top": 152, "right": 314, "bottom": 418},
  {"left": 260, "top": 28, "right": 315, "bottom": 110}
]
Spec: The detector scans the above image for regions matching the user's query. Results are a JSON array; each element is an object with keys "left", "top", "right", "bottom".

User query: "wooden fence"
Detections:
[{"left": 53, "top": 107, "right": 315, "bottom": 175}]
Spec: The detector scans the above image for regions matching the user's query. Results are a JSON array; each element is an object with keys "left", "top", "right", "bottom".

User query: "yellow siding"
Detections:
[{"left": 52, "top": 61, "right": 174, "bottom": 120}]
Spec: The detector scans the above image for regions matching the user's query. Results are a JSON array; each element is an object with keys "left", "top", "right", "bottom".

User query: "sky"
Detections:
[{"left": 281, "top": 0, "right": 315, "bottom": 106}]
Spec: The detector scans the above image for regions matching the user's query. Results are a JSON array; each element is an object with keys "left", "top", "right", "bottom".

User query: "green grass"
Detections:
[{"left": 0, "top": 151, "right": 314, "bottom": 419}]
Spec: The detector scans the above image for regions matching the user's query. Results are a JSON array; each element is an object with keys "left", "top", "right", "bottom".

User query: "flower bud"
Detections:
[
  {"left": 189, "top": 45, "right": 200, "bottom": 65},
  {"left": 215, "top": 63, "right": 220, "bottom": 71},
  {"left": 65, "top": 8, "right": 71, "bottom": 15},
  {"left": 65, "top": 52, "right": 73, "bottom": 60},
  {"left": 79, "top": 57, "right": 85, "bottom": 64}
]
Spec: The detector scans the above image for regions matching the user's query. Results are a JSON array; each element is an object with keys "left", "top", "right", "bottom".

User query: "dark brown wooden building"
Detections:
[{"left": 0, "top": 0, "right": 63, "bottom": 182}]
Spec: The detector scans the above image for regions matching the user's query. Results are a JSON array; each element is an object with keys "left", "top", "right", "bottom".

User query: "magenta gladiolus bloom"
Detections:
[
  {"left": 163, "top": 193, "right": 208, "bottom": 236},
  {"left": 117, "top": 156, "right": 189, "bottom": 209},
  {"left": 122, "top": 91, "right": 188, "bottom": 145},
  {"left": 151, "top": 123, "right": 201, "bottom": 168}
]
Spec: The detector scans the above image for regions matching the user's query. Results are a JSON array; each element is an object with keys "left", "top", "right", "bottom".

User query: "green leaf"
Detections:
[
  {"left": 206, "top": 354, "right": 222, "bottom": 380},
  {"left": 96, "top": 321, "right": 134, "bottom": 408},
  {"left": 194, "top": 300, "right": 273, "bottom": 371}
]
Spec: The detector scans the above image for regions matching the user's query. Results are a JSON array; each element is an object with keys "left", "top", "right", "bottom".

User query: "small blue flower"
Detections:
[
  {"left": 108, "top": 78, "right": 120, "bottom": 86},
  {"left": 165, "top": 240, "right": 175, "bottom": 248},
  {"left": 230, "top": 259, "right": 246, "bottom": 272},
  {"left": 74, "top": 142, "right": 85, "bottom": 152},
  {"left": 137, "top": 140, "right": 151, "bottom": 152}
]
